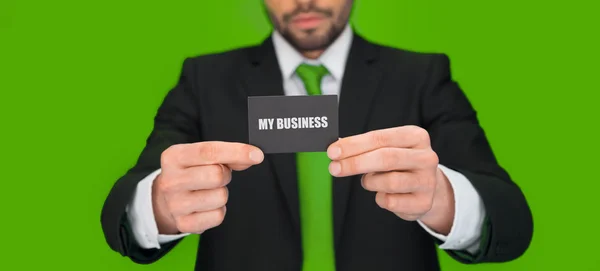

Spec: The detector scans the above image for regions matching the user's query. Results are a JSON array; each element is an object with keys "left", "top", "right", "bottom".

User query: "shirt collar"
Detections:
[{"left": 272, "top": 24, "right": 353, "bottom": 81}]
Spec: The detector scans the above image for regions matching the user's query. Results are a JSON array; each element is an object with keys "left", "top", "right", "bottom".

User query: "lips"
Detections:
[{"left": 291, "top": 13, "right": 325, "bottom": 29}]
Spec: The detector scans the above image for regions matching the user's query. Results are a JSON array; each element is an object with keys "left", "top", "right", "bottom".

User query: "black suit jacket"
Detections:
[{"left": 101, "top": 33, "right": 533, "bottom": 271}]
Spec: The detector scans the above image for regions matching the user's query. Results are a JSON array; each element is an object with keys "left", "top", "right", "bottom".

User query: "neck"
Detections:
[{"left": 301, "top": 50, "right": 325, "bottom": 59}]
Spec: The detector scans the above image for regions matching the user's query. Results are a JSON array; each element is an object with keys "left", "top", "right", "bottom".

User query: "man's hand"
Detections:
[
  {"left": 327, "top": 126, "right": 455, "bottom": 235},
  {"left": 152, "top": 142, "right": 264, "bottom": 235}
]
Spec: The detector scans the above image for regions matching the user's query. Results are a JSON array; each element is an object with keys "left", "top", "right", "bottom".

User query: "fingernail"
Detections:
[
  {"left": 250, "top": 149, "right": 264, "bottom": 163},
  {"left": 329, "top": 162, "right": 341, "bottom": 176},
  {"left": 328, "top": 146, "right": 341, "bottom": 159}
]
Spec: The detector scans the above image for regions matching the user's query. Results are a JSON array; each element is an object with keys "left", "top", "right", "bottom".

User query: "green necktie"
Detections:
[{"left": 295, "top": 63, "right": 336, "bottom": 271}]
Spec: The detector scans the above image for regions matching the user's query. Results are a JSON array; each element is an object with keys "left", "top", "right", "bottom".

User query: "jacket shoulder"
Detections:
[
  {"left": 180, "top": 44, "right": 259, "bottom": 72},
  {"left": 373, "top": 41, "right": 450, "bottom": 70}
]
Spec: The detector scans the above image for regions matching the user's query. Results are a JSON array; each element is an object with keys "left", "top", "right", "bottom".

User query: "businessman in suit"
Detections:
[{"left": 101, "top": 0, "right": 533, "bottom": 270}]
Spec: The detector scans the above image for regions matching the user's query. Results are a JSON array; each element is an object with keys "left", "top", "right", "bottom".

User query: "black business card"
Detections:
[{"left": 248, "top": 95, "right": 339, "bottom": 153}]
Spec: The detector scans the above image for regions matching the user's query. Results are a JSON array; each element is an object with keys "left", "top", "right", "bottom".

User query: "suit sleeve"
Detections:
[
  {"left": 100, "top": 58, "right": 202, "bottom": 264},
  {"left": 419, "top": 54, "right": 533, "bottom": 263}
]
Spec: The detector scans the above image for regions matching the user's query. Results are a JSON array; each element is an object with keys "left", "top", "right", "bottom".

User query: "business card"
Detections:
[{"left": 248, "top": 95, "right": 339, "bottom": 153}]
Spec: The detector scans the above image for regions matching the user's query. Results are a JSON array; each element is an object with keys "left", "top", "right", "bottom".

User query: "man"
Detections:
[{"left": 101, "top": 0, "right": 533, "bottom": 270}]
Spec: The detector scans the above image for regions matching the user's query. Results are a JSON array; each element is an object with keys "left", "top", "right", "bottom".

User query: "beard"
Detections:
[
  {"left": 279, "top": 22, "right": 345, "bottom": 52},
  {"left": 266, "top": 1, "right": 353, "bottom": 52}
]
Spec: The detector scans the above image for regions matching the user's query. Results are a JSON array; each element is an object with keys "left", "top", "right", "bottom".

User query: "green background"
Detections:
[{"left": 1, "top": 0, "right": 599, "bottom": 270}]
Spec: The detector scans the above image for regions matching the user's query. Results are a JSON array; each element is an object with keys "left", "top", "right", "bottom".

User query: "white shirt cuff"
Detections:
[
  {"left": 417, "top": 164, "right": 486, "bottom": 254},
  {"left": 126, "top": 169, "right": 189, "bottom": 249}
]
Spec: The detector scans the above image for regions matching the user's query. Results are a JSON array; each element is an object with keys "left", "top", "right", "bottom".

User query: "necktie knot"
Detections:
[{"left": 295, "top": 64, "right": 329, "bottom": 96}]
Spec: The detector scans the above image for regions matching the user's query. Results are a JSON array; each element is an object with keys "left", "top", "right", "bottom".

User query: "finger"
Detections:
[
  {"left": 375, "top": 192, "right": 433, "bottom": 218},
  {"left": 227, "top": 163, "right": 254, "bottom": 171},
  {"left": 327, "top": 126, "right": 430, "bottom": 160},
  {"left": 160, "top": 164, "right": 231, "bottom": 192},
  {"left": 170, "top": 187, "right": 229, "bottom": 216},
  {"left": 215, "top": 163, "right": 254, "bottom": 173},
  {"left": 184, "top": 164, "right": 232, "bottom": 190},
  {"left": 361, "top": 172, "right": 420, "bottom": 194},
  {"left": 175, "top": 206, "right": 227, "bottom": 234},
  {"left": 163, "top": 141, "right": 264, "bottom": 168},
  {"left": 330, "top": 148, "right": 432, "bottom": 177}
]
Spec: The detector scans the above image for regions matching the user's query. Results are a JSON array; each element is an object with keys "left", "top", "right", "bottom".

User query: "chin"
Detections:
[
  {"left": 290, "top": 37, "right": 329, "bottom": 51},
  {"left": 288, "top": 30, "right": 330, "bottom": 49}
]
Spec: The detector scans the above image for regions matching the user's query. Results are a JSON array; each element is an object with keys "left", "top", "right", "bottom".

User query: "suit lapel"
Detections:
[
  {"left": 241, "top": 37, "right": 302, "bottom": 237},
  {"left": 334, "top": 34, "right": 383, "bottom": 248}
]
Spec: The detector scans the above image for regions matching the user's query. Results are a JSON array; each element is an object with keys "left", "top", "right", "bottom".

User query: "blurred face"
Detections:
[{"left": 264, "top": 0, "right": 353, "bottom": 53}]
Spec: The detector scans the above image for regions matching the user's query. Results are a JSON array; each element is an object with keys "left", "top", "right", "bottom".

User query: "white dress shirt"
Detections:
[{"left": 126, "top": 24, "right": 486, "bottom": 255}]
